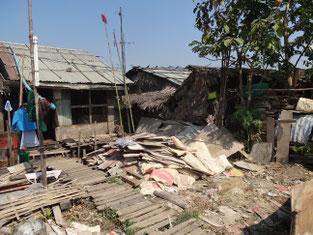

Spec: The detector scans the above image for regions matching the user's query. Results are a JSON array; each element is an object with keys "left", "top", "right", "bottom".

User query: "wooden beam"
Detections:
[
  {"left": 277, "top": 110, "right": 293, "bottom": 163},
  {"left": 88, "top": 90, "right": 92, "bottom": 124},
  {"left": 266, "top": 117, "right": 275, "bottom": 147},
  {"left": 71, "top": 104, "right": 108, "bottom": 109}
]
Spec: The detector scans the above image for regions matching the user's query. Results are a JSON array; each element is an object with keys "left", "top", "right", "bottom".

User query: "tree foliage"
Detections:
[{"left": 190, "top": 0, "right": 313, "bottom": 99}]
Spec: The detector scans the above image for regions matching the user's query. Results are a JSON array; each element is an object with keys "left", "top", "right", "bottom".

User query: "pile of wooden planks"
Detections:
[{"left": 0, "top": 180, "right": 84, "bottom": 223}]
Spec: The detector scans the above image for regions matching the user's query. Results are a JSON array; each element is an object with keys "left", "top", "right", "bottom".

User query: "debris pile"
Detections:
[{"left": 83, "top": 118, "right": 250, "bottom": 197}]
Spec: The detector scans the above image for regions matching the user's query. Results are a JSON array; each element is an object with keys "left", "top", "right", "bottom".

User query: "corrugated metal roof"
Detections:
[
  {"left": 290, "top": 114, "right": 313, "bottom": 143},
  {"left": 0, "top": 41, "right": 131, "bottom": 86},
  {"left": 135, "top": 67, "right": 192, "bottom": 86}
]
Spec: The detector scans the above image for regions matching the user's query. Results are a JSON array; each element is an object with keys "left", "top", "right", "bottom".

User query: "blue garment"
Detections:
[{"left": 12, "top": 109, "right": 37, "bottom": 131}]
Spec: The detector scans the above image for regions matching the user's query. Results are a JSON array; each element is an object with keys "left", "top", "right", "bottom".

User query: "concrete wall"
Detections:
[{"left": 55, "top": 122, "right": 109, "bottom": 141}]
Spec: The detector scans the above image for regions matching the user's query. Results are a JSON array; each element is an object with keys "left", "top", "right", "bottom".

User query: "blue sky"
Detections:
[{"left": 0, "top": 1, "right": 215, "bottom": 70}]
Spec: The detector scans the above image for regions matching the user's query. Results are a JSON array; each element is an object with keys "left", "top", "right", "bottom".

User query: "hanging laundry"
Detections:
[
  {"left": 26, "top": 90, "right": 59, "bottom": 132},
  {"left": 12, "top": 109, "right": 37, "bottom": 131},
  {"left": 20, "top": 130, "right": 39, "bottom": 149}
]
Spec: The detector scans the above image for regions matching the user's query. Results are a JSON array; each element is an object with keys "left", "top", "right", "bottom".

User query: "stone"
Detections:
[
  {"left": 250, "top": 142, "right": 273, "bottom": 164},
  {"left": 14, "top": 219, "right": 47, "bottom": 235},
  {"left": 59, "top": 200, "right": 72, "bottom": 211}
]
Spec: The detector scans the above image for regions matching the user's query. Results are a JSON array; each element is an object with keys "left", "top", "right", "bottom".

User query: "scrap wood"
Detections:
[
  {"left": 123, "top": 153, "right": 141, "bottom": 158},
  {"left": 137, "top": 141, "right": 165, "bottom": 147},
  {"left": 291, "top": 179, "right": 313, "bottom": 234},
  {"left": 120, "top": 172, "right": 143, "bottom": 187},
  {"left": 124, "top": 169, "right": 143, "bottom": 179},
  {"left": 52, "top": 205, "right": 64, "bottom": 226},
  {"left": 233, "top": 161, "right": 264, "bottom": 172},
  {"left": 0, "top": 181, "right": 84, "bottom": 222},
  {"left": 98, "top": 160, "right": 116, "bottom": 170},
  {"left": 153, "top": 190, "right": 188, "bottom": 209}
]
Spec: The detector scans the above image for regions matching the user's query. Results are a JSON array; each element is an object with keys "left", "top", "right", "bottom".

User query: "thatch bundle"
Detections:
[{"left": 126, "top": 86, "right": 176, "bottom": 111}]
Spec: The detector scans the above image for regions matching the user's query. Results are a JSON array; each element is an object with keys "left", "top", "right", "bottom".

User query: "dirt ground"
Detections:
[
  {"left": 179, "top": 162, "right": 313, "bottom": 234},
  {"left": 58, "top": 162, "right": 312, "bottom": 235}
]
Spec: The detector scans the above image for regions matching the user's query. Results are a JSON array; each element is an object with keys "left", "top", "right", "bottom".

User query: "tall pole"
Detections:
[
  {"left": 101, "top": 14, "right": 124, "bottom": 135},
  {"left": 119, "top": 8, "right": 135, "bottom": 133},
  {"left": 28, "top": 0, "right": 47, "bottom": 186}
]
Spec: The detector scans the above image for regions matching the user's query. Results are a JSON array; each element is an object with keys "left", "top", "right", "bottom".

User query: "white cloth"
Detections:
[{"left": 20, "top": 130, "right": 39, "bottom": 149}]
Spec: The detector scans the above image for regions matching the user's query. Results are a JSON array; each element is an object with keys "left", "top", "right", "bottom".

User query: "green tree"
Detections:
[{"left": 190, "top": 0, "right": 313, "bottom": 104}]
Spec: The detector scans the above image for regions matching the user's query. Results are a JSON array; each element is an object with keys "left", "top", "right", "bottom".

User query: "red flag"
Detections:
[{"left": 101, "top": 14, "right": 107, "bottom": 24}]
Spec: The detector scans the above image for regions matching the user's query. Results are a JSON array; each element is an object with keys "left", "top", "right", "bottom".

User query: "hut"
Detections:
[
  {"left": 0, "top": 41, "right": 132, "bottom": 141},
  {"left": 125, "top": 66, "right": 191, "bottom": 123}
]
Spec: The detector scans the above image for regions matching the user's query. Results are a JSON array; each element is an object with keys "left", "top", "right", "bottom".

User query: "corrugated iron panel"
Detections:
[
  {"left": 140, "top": 68, "right": 191, "bottom": 86},
  {"left": 0, "top": 41, "right": 132, "bottom": 85},
  {"left": 290, "top": 114, "right": 313, "bottom": 143}
]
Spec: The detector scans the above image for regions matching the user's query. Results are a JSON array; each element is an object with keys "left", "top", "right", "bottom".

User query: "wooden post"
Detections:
[
  {"left": 94, "top": 121, "right": 97, "bottom": 150},
  {"left": 266, "top": 117, "right": 275, "bottom": 147},
  {"left": 19, "top": 55, "right": 25, "bottom": 108},
  {"left": 6, "top": 120, "right": 14, "bottom": 166},
  {"left": 88, "top": 90, "right": 92, "bottom": 124},
  {"left": 28, "top": 0, "right": 47, "bottom": 186},
  {"left": 277, "top": 110, "right": 293, "bottom": 163},
  {"left": 77, "top": 131, "right": 81, "bottom": 158},
  {"left": 0, "top": 95, "right": 4, "bottom": 132}
]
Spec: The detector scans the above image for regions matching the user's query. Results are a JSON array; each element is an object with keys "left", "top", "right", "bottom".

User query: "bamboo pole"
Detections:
[
  {"left": 115, "top": 8, "right": 135, "bottom": 133},
  {"left": 6, "top": 120, "right": 14, "bottom": 166},
  {"left": 101, "top": 15, "right": 124, "bottom": 135},
  {"left": 28, "top": 0, "right": 47, "bottom": 186},
  {"left": 19, "top": 55, "right": 25, "bottom": 107}
]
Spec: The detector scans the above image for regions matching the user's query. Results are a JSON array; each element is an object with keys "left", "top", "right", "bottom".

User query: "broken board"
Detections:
[
  {"left": 135, "top": 117, "right": 163, "bottom": 134},
  {"left": 194, "top": 123, "right": 244, "bottom": 158}
]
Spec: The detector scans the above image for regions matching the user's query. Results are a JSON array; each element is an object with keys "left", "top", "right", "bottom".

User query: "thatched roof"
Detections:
[{"left": 126, "top": 86, "right": 176, "bottom": 111}]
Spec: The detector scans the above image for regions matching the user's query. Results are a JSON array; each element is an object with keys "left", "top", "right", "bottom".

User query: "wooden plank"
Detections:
[
  {"left": 90, "top": 186, "right": 130, "bottom": 198},
  {"left": 117, "top": 200, "right": 153, "bottom": 216},
  {"left": 266, "top": 117, "right": 275, "bottom": 147},
  {"left": 176, "top": 221, "right": 203, "bottom": 235},
  {"left": 78, "top": 176, "right": 107, "bottom": 186},
  {"left": 123, "top": 153, "right": 141, "bottom": 158},
  {"left": 187, "top": 227, "right": 207, "bottom": 235},
  {"left": 130, "top": 207, "right": 165, "bottom": 224},
  {"left": 86, "top": 183, "right": 121, "bottom": 193},
  {"left": 94, "top": 190, "right": 138, "bottom": 204},
  {"left": 124, "top": 169, "right": 143, "bottom": 179},
  {"left": 277, "top": 110, "right": 293, "bottom": 163},
  {"left": 162, "top": 218, "right": 196, "bottom": 235},
  {"left": 137, "top": 218, "right": 172, "bottom": 235},
  {"left": 120, "top": 173, "right": 142, "bottom": 187},
  {"left": 52, "top": 205, "right": 64, "bottom": 226},
  {"left": 109, "top": 194, "right": 143, "bottom": 210},
  {"left": 153, "top": 191, "right": 188, "bottom": 209},
  {"left": 98, "top": 195, "right": 141, "bottom": 211},
  {"left": 130, "top": 210, "right": 175, "bottom": 229},
  {"left": 119, "top": 204, "right": 162, "bottom": 221}
]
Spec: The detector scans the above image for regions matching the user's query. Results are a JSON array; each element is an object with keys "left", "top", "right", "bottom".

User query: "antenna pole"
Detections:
[{"left": 119, "top": 8, "right": 135, "bottom": 133}]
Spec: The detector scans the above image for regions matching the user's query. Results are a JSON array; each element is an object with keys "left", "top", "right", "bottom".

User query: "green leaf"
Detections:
[
  {"left": 202, "top": 34, "right": 212, "bottom": 44},
  {"left": 235, "top": 38, "right": 244, "bottom": 45},
  {"left": 223, "top": 38, "right": 232, "bottom": 47},
  {"left": 208, "top": 92, "right": 217, "bottom": 100},
  {"left": 277, "top": 26, "right": 284, "bottom": 37},
  {"left": 224, "top": 24, "right": 230, "bottom": 34},
  {"left": 274, "top": 22, "right": 279, "bottom": 32}
]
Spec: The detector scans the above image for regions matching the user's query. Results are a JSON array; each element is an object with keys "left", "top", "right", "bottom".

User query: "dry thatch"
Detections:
[{"left": 126, "top": 86, "right": 176, "bottom": 111}]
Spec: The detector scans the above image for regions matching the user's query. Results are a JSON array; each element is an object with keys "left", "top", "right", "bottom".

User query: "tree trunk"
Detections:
[{"left": 247, "top": 65, "right": 254, "bottom": 105}]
